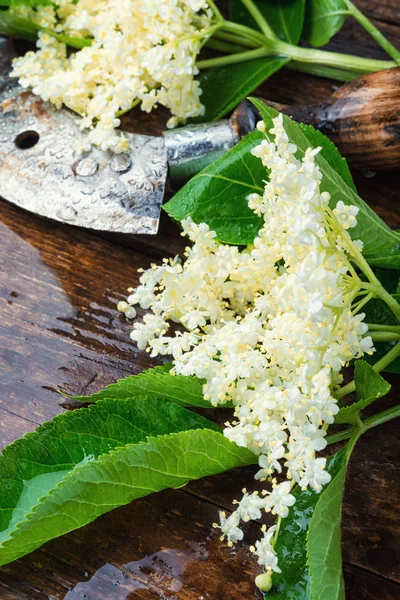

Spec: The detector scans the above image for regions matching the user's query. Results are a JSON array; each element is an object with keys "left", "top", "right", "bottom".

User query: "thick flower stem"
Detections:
[
  {"left": 275, "top": 40, "right": 395, "bottom": 73},
  {"left": 221, "top": 20, "right": 270, "bottom": 46},
  {"left": 213, "top": 29, "right": 260, "bottom": 48},
  {"left": 287, "top": 61, "right": 360, "bottom": 82},
  {"left": 198, "top": 22, "right": 396, "bottom": 74},
  {"left": 370, "top": 332, "right": 400, "bottom": 342},
  {"left": 206, "top": 39, "right": 247, "bottom": 54},
  {"left": 367, "top": 324, "right": 400, "bottom": 333}
]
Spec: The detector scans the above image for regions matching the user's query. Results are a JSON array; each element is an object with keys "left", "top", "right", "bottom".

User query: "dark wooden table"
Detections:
[{"left": 0, "top": 2, "right": 400, "bottom": 598}]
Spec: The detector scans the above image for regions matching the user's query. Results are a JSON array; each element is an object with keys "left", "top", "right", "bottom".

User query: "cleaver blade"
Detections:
[{"left": 0, "top": 71, "right": 168, "bottom": 235}]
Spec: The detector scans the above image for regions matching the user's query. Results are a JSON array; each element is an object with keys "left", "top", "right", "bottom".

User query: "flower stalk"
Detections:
[
  {"left": 328, "top": 403, "right": 400, "bottom": 445},
  {"left": 195, "top": 1, "right": 400, "bottom": 83}
]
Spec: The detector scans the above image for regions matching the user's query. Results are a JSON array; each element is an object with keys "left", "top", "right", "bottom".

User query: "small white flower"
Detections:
[
  {"left": 235, "top": 492, "right": 266, "bottom": 521},
  {"left": 299, "top": 457, "right": 332, "bottom": 492},
  {"left": 252, "top": 525, "right": 281, "bottom": 573},
  {"left": 215, "top": 511, "right": 243, "bottom": 546},
  {"left": 264, "top": 481, "right": 296, "bottom": 518},
  {"left": 333, "top": 200, "right": 359, "bottom": 230}
]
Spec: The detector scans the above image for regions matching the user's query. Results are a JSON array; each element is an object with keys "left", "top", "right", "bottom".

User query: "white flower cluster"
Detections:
[
  {"left": 11, "top": 0, "right": 213, "bottom": 153},
  {"left": 120, "top": 115, "right": 374, "bottom": 574}
]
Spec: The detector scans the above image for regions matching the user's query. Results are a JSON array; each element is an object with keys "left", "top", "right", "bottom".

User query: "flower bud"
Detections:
[{"left": 255, "top": 572, "right": 273, "bottom": 592}]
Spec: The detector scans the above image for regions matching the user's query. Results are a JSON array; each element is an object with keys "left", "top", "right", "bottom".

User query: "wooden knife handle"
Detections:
[{"left": 230, "top": 68, "right": 400, "bottom": 172}]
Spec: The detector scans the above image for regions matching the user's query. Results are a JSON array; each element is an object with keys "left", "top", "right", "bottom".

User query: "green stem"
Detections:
[
  {"left": 352, "top": 291, "right": 374, "bottom": 315},
  {"left": 202, "top": 23, "right": 395, "bottom": 76},
  {"left": 205, "top": 38, "right": 246, "bottom": 54},
  {"left": 240, "top": 0, "right": 277, "bottom": 40},
  {"left": 275, "top": 40, "right": 395, "bottom": 72},
  {"left": 116, "top": 98, "right": 141, "bottom": 118},
  {"left": 370, "top": 332, "right": 400, "bottom": 342},
  {"left": 213, "top": 29, "right": 260, "bottom": 49},
  {"left": 287, "top": 61, "right": 360, "bottom": 82},
  {"left": 272, "top": 515, "right": 282, "bottom": 546},
  {"left": 206, "top": 0, "right": 224, "bottom": 22},
  {"left": 221, "top": 20, "right": 270, "bottom": 47},
  {"left": 364, "top": 403, "right": 400, "bottom": 430},
  {"left": 367, "top": 324, "right": 400, "bottom": 333},
  {"left": 363, "top": 282, "right": 400, "bottom": 324},
  {"left": 197, "top": 46, "right": 272, "bottom": 70},
  {"left": 370, "top": 339, "right": 400, "bottom": 372},
  {"left": 344, "top": 0, "right": 400, "bottom": 64},
  {"left": 43, "top": 28, "right": 92, "bottom": 49},
  {"left": 327, "top": 403, "right": 400, "bottom": 445},
  {"left": 326, "top": 427, "right": 355, "bottom": 445}
]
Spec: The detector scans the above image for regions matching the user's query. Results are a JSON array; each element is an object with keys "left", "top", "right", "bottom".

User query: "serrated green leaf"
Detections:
[
  {"left": 168, "top": 101, "right": 400, "bottom": 263},
  {"left": 297, "top": 122, "right": 356, "bottom": 193},
  {"left": 0, "top": 397, "right": 255, "bottom": 566},
  {"left": 195, "top": 57, "right": 288, "bottom": 122},
  {"left": 307, "top": 452, "right": 348, "bottom": 600},
  {"left": 250, "top": 100, "right": 400, "bottom": 266},
  {"left": 72, "top": 364, "right": 211, "bottom": 409},
  {"left": 303, "top": 0, "right": 348, "bottom": 47},
  {"left": 230, "top": 0, "right": 306, "bottom": 44},
  {"left": 335, "top": 360, "right": 391, "bottom": 424},
  {"left": 0, "top": 397, "right": 219, "bottom": 538},
  {"left": 268, "top": 449, "right": 346, "bottom": 600},
  {"left": 164, "top": 130, "right": 265, "bottom": 245}
]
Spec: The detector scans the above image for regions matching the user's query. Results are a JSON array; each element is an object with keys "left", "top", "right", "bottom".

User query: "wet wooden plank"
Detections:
[
  {"left": 357, "top": 0, "right": 400, "bottom": 25},
  {"left": 0, "top": 1, "right": 400, "bottom": 596},
  {"left": 0, "top": 488, "right": 263, "bottom": 600},
  {"left": 0, "top": 484, "right": 398, "bottom": 600},
  {"left": 0, "top": 195, "right": 399, "bottom": 593},
  {"left": 0, "top": 201, "right": 155, "bottom": 431}
]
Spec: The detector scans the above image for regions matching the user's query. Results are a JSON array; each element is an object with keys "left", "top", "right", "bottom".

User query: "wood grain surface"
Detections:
[{"left": 1, "top": 2, "right": 400, "bottom": 598}]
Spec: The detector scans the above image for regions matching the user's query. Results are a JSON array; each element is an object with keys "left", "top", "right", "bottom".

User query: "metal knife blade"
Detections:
[
  {"left": 0, "top": 73, "right": 168, "bottom": 235},
  {"left": 0, "top": 38, "right": 244, "bottom": 235}
]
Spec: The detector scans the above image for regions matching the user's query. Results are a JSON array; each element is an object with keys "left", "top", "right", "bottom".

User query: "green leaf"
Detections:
[
  {"left": 0, "top": 397, "right": 255, "bottom": 566},
  {"left": 3, "top": 0, "right": 53, "bottom": 6},
  {"left": 0, "top": 11, "right": 41, "bottom": 40},
  {"left": 230, "top": 0, "right": 306, "bottom": 44},
  {"left": 0, "top": 8, "right": 91, "bottom": 47},
  {"left": 168, "top": 101, "right": 400, "bottom": 264},
  {"left": 72, "top": 364, "right": 212, "bottom": 409},
  {"left": 307, "top": 452, "right": 348, "bottom": 600},
  {"left": 250, "top": 100, "right": 400, "bottom": 265},
  {"left": 297, "top": 122, "right": 356, "bottom": 193},
  {"left": 335, "top": 360, "right": 391, "bottom": 424},
  {"left": 268, "top": 449, "right": 346, "bottom": 599},
  {"left": 303, "top": 0, "right": 348, "bottom": 47},
  {"left": 164, "top": 130, "right": 265, "bottom": 245},
  {"left": 196, "top": 56, "right": 289, "bottom": 122}
]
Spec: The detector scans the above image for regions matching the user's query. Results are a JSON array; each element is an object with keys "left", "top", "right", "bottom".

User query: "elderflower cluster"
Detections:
[
  {"left": 11, "top": 0, "right": 213, "bottom": 153},
  {"left": 120, "top": 114, "right": 374, "bottom": 575}
]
